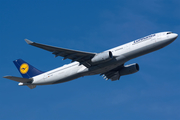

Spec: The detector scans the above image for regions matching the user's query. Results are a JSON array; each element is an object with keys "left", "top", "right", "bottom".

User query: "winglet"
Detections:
[{"left": 25, "top": 39, "right": 33, "bottom": 44}]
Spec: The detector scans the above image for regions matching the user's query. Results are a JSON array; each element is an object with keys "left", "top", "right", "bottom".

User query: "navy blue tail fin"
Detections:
[{"left": 13, "top": 59, "right": 44, "bottom": 78}]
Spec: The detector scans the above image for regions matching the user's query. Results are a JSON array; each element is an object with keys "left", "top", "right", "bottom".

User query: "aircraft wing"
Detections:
[{"left": 25, "top": 39, "right": 96, "bottom": 67}]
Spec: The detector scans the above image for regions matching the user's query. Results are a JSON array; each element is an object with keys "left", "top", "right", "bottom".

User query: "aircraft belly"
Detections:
[{"left": 52, "top": 74, "right": 82, "bottom": 84}]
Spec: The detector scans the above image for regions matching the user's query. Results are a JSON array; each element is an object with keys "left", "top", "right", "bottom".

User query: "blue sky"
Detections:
[{"left": 1, "top": 0, "right": 180, "bottom": 120}]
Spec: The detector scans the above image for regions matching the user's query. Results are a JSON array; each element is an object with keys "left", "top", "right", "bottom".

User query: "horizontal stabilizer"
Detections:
[{"left": 3, "top": 76, "right": 33, "bottom": 83}]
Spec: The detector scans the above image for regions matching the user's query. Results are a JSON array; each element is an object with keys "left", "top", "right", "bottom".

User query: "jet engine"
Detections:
[
  {"left": 120, "top": 63, "right": 139, "bottom": 76},
  {"left": 91, "top": 51, "right": 113, "bottom": 63}
]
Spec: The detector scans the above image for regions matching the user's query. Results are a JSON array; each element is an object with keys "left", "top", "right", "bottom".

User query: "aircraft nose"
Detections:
[
  {"left": 174, "top": 33, "right": 178, "bottom": 38},
  {"left": 172, "top": 33, "right": 178, "bottom": 38},
  {"left": 167, "top": 33, "right": 178, "bottom": 43}
]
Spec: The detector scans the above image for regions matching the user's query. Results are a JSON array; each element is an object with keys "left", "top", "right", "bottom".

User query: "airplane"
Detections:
[{"left": 3, "top": 31, "right": 178, "bottom": 89}]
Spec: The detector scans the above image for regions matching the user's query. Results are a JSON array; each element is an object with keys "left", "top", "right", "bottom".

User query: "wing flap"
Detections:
[{"left": 3, "top": 76, "right": 33, "bottom": 83}]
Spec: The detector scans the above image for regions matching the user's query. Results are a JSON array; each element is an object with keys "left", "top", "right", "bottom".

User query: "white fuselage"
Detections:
[{"left": 30, "top": 32, "right": 178, "bottom": 85}]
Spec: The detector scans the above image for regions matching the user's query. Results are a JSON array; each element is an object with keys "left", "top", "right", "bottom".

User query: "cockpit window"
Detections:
[{"left": 167, "top": 32, "right": 172, "bottom": 34}]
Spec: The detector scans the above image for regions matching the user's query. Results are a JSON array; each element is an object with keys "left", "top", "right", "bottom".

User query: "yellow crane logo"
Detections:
[{"left": 20, "top": 63, "right": 29, "bottom": 74}]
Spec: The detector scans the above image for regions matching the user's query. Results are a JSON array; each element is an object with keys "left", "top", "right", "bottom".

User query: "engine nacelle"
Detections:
[
  {"left": 120, "top": 63, "right": 139, "bottom": 76},
  {"left": 91, "top": 51, "right": 113, "bottom": 63}
]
